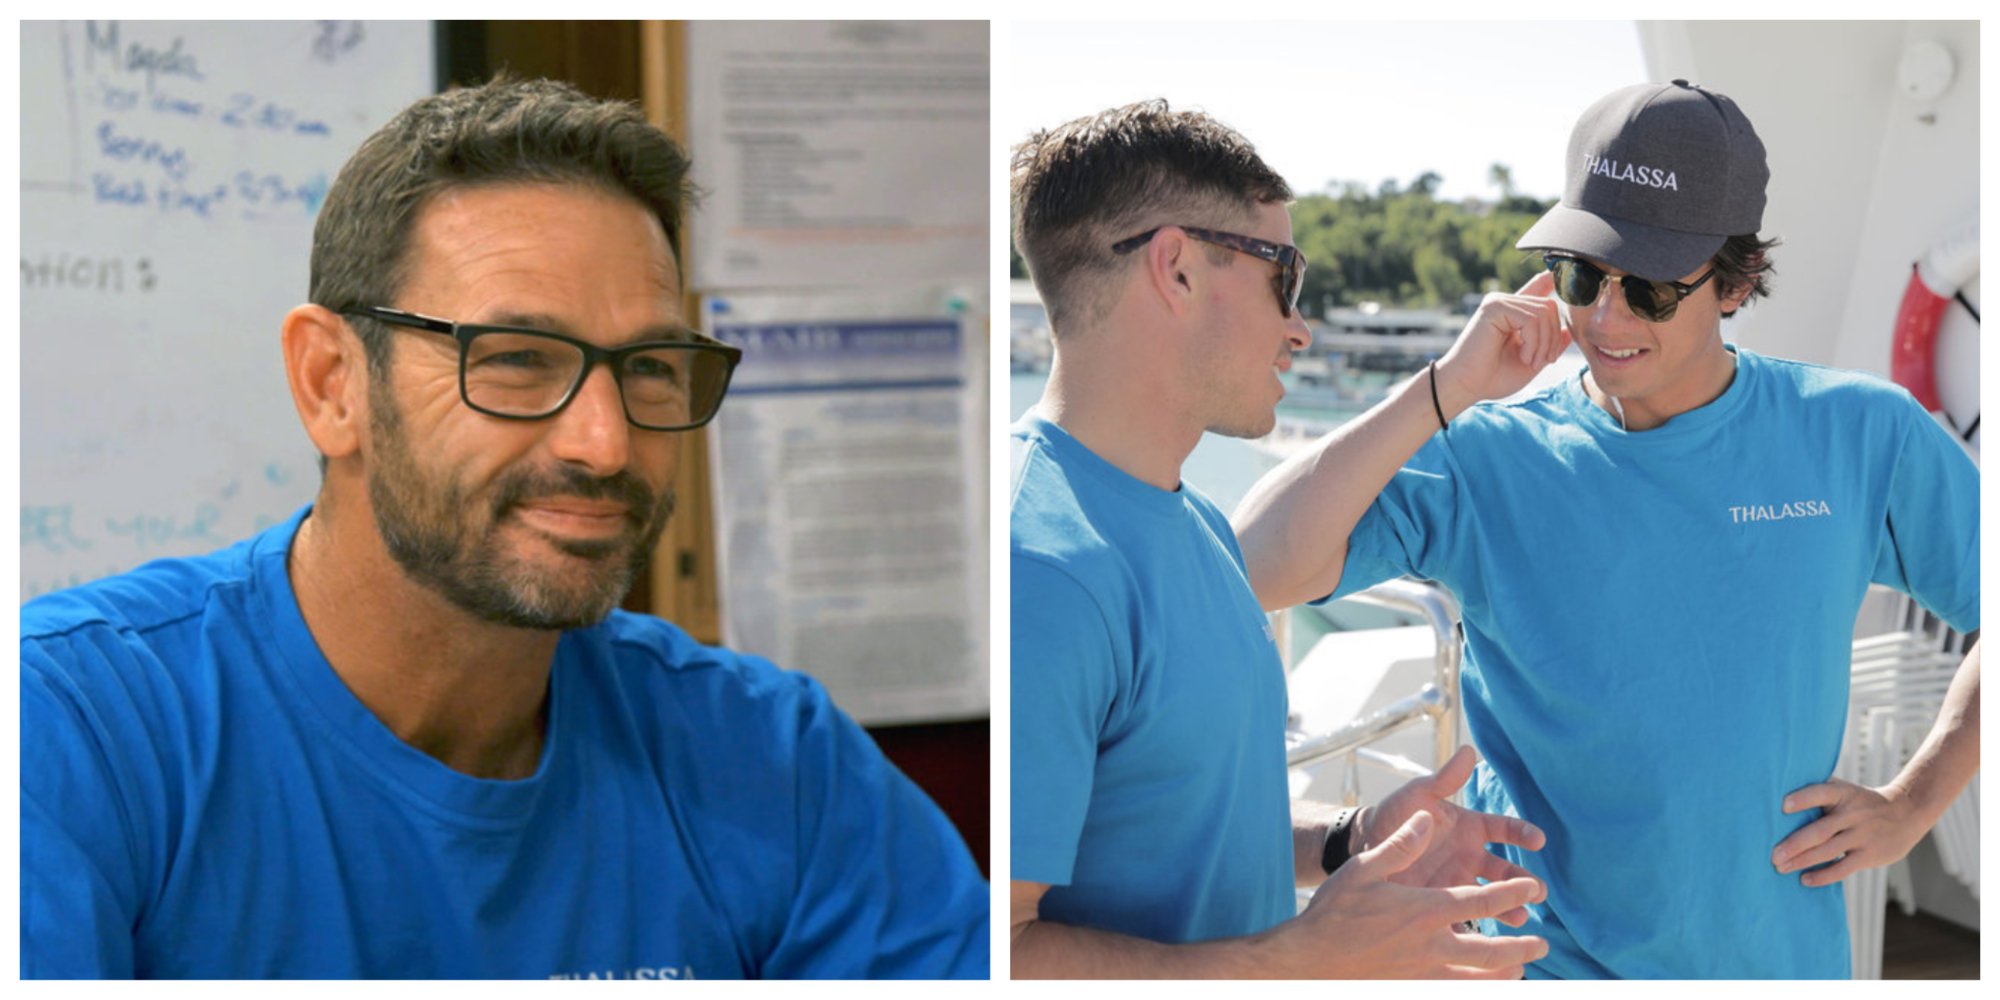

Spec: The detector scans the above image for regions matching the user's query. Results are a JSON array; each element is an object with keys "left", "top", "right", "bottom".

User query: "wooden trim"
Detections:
[{"left": 638, "top": 21, "right": 722, "bottom": 645}]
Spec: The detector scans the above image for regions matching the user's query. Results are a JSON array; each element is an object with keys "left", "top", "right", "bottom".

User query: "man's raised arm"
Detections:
[{"left": 1234, "top": 272, "right": 1570, "bottom": 611}]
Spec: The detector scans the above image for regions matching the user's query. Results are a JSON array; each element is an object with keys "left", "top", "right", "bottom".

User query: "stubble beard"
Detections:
[
  {"left": 1191, "top": 326, "right": 1279, "bottom": 441},
  {"left": 1204, "top": 383, "right": 1279, "bottom": 439},
  {"left": 366, "top": 386, "right": 676, "bottom": 631}
]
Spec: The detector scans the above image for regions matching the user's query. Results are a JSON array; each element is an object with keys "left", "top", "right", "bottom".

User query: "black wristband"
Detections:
[
  {"left": 1428, "top": 360, "right": 1449, "bottom": 431},
  {"left": 1320, "top": 806, "right": 1360, "bottom": 875}
]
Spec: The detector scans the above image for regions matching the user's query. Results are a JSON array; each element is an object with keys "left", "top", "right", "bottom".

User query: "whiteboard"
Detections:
[{"left": 20, "top": 21, "right": 434, "bottom": 600}]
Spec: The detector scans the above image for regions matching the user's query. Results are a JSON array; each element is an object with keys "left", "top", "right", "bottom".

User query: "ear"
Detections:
[
  {"left": 282, "top": 304, "right": 369, "bottom": 463},
  {"left": 1141, "top": 226, "right": 1200, "bottom": 317},
  {"left": 1717, "top": 274, "right": 1755, "bottom": 317}
]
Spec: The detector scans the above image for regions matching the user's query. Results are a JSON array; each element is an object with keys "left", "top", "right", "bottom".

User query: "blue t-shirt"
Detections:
[
  {"left": 21, "top": 506, "right": 989, "bottom": 979},
  {"left": 1326, "top": 347, "right": 1979, "bottom": 978},
  {"left": 1011, "top": 414, "right": 1294, "bottom": 943}
]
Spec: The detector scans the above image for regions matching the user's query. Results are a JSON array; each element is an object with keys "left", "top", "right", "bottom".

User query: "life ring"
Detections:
[{"left": 1889, "top": 227, "right": 1978, "bottom": 434}]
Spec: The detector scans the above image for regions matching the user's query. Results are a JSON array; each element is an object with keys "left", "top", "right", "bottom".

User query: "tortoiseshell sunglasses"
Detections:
[{"left": 1111, "top": 226, "right": 1308, "bottom": 317}]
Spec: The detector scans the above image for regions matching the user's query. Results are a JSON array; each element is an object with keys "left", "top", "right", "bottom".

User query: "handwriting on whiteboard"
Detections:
[
  {"left": 21, "top": 20, "right": 423, "bottom": 604},
  {"left": 21, "top": 461, "right": 307, "bottom": 600},
  {"left": 20, "top": 253, "right": 156, "bottom": 293},
  {"left": 57, "top": 22, "right": 340, "bottom": 221}
]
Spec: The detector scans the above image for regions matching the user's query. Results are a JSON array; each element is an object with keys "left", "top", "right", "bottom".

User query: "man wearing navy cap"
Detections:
[{"left": 1237, "top": 81, "right": 1980, "bottom": 978}]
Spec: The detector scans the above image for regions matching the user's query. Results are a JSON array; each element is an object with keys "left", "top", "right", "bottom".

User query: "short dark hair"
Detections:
[
  {"left": 1010, "top": 99, "right": 1291, "bottom": 335},
  {"left": 309, "top": 75, "right": 694, "bottom": 375},
  {"left": 1713, "top": 232, "right": 1778, "bottom": 318}
]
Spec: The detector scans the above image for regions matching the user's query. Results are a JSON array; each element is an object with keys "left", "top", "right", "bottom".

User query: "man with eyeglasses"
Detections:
[
  {"left": 1010, "top": 99, "right": 1581, "bottom": 978},
  {"left": 1237, "top": 81, "right": 1980, "bottom": 978},
  {"left": 21, "top": 77, "right": 987, "bottom": 979}
]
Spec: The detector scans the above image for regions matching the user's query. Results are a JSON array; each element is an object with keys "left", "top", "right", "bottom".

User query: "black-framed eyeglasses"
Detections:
[
  {"left": 1111, "top": 225, "right": 1308, "bottom": 318},
  {"left": 345, "top": 306, "right": 742, "bottom": 431},
  {"left": 1543, "top": 254, "right": 1717, "bottom": 324}
]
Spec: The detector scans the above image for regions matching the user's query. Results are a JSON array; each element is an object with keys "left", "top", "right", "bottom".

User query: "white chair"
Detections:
[{"left": 1838, "top": 587, "right": 1978, "bottom": 979}]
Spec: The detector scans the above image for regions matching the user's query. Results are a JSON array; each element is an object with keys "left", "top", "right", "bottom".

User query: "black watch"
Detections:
[{"left": 1320, "top": 806, "right": 1360, "bottom": 875}]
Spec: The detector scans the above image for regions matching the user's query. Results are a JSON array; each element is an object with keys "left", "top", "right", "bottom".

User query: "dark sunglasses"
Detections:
[
  {"left": 1112, "top": 226, "right": 1307, "bottom": 317},
  {"left": 1544, "top": 254, "right": 1717, "bottom": 323}
]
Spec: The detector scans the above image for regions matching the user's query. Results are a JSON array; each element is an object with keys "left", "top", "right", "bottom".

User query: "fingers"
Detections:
[
  {"left": 1476, "top": 851, "right": 1537, "bottom": 886},
  {"left": 1442, "top": 271, "right": 1570, "bottom": 400},
  {"left": 1425, "top": 746, "right": 1477, "bottom": 798},
  {"left": 1479, "top": 812, "right": 1547, "bottom": 852},
  {"left": 1548, "top": 320, "right": 1574, "bottom": 362},
  {"left": 1516, "top": 269, "right": 1555, "bottom": 298},
  {"left": 1511, "top": 269, "right": 1571, "bottom": 366},
  {"left": 1514, "top": 325, "right": 1541, "bottom": 368},
  {"left": 1779, "top": 828, "right": 1857, "bottom": 875},
  {"left": 1800, "top": 853, "right": 1865, "bottom": 888},
  {"left": 1468, "top": 869, "right": 1537, "bottom": 929},
  {"left": 1782, "top": 780, "right": 1850, "bottom": 814},
  {"left": 1436, "top": 963, "right": 1528, "bottom": 981},
  {"left": 1539, "top": 294, "right": 1571, "bottom": 365},
  {"left": 1356, "top": 811, "right": 1434, "bottom": 880},
  {"left": 1440, "top": 928, "right": 1548, "bottom": 973},
  {"left": 1444, "top": 876, "right": 1544, "bottom": 925},
  {"left": 1489, "top": 294, "right": 1565, "bottom": 368},
  {"left": 1772, "top": 813, "right": 1841, "bottom": 869}
]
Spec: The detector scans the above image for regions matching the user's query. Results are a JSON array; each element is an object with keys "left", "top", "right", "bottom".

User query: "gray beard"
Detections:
[{"left": 366, "top": 389, "right": 675, "bottom": 630}]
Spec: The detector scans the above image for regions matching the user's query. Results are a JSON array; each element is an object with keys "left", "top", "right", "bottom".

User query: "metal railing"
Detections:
[{"left": 1282, "top": 578, "right": 1463, "bottom": 806}]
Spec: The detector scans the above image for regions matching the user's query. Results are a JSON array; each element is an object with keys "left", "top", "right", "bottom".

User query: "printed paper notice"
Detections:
[
  {"left": 686, "top": 21, "right": 987, "bottom": 290},
  {"left": 706, "top": 294, "right": 986, "bottom": 725}
]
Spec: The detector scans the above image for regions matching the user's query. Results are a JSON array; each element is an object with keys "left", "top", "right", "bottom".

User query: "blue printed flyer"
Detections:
[{"left": 705, "top": 290, "right": 988, "bottom": 725}]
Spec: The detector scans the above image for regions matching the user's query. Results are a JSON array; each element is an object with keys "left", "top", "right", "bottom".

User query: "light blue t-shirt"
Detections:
[
  {"left": 1327, "top": 347, "right": 1979, "bottom": 978},
  {"left": 1011, "top": 414, "right": 1294, "bottom": 944},
  {"left": 21, "top": 506, "right": 989, "bottom": 979}
]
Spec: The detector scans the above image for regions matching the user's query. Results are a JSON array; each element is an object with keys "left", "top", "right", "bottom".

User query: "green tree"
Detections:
[
  {"left": 1282, "top": 168, "right": 1552, "bottom": 315},
  {"left": 1415, "top": 245, "right": 1472, "bottom": 306}
]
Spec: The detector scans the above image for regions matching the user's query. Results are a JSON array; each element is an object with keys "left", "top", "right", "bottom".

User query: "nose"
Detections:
[
  {"left": 545, "top": 362, "right": 632, "bottom": 476},
  {"left": 1587, "top": 278, "right": 1645, "bottom": 332},
  {"left": 1285, "top": 310, "right": 1313, "bottom": 352}
]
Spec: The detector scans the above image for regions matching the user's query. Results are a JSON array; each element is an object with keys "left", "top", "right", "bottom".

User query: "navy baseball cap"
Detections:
[{"left": 1518, "top": 80, "right": 1768, "bottom": 282}]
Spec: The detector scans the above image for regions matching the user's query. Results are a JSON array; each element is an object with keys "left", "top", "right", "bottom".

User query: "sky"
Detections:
[{"left": 1005, "top": 20, "right": 1649, "bottom": 203}]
